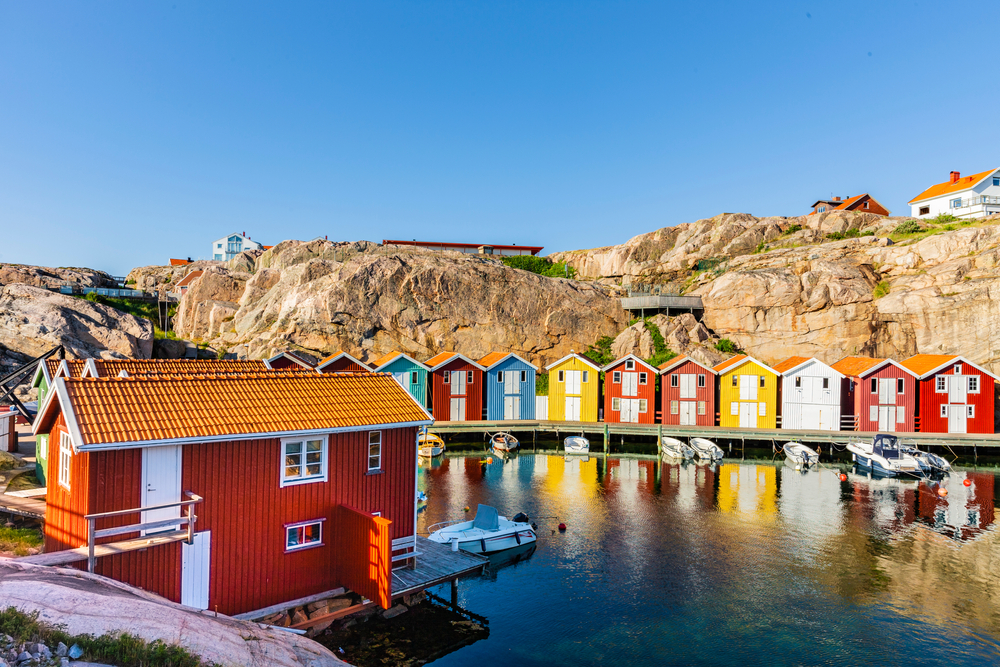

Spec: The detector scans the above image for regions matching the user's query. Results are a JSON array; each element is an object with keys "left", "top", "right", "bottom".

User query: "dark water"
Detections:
[{"left": 416, "top": 451, "right": 1000, "bottom": 666}]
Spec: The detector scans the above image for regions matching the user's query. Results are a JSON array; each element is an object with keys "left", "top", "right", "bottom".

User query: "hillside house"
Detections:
[
  {"left": 316, "top": 352, "right": 372, "bottom": 374},
  {"left": 830, "top": 357, "right": 917, "bottom": 432},
  {"left": 909, "top": 168, "right": 1000, "bottom": 219},
  {"left": 545, "top": 353, "right": 601, "bottom": 422},
  {"left": 809, "top": 194, "right": 890, "bottom": 216},
  {"left": 602, "top": 355, "right": 657, "bottom": 424},
  {"left": 371, "top": 352, "right": 430, "bottom": 408},
  {"left": 658, "top": 356, "right": 716, "bottom": 426},
  {"left": 381, "top": 240, "right": 543, "bottom": 256},
  {"left": 899, "top": 354, "right": 996, "bottom": 434},
  {"left": 212, "top": 232, "right": 263, "bottom": 261},
  {"left": 31, "top": 372, "right": 432, "bottom": 616},
  {"left": 774, "top": 357, "right": 845, "bottom": 431},
  {"left": 715, "top": 355, "right": 779, "bottom": 429},
  {"left": 478, "top": 353, "right": 537, "bottom": 420},
  {"left": 174, "top": 271, "right": 203, "bottom": 295},
  {"left": 426, "top": 353, "right": 485, "bottom": 422}
]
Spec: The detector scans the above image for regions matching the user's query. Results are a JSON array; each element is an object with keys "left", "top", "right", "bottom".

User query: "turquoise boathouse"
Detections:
[{"left": 372, "top": 351, "right": 430, "bottom": 407}]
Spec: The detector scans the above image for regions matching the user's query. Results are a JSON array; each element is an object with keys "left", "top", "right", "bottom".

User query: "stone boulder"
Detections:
[
  {"left": 0, "top": 265, "right": 116, "bottom": 289},
  {"left": 611, "top": 313, "right": 726, "bottom": 367}
]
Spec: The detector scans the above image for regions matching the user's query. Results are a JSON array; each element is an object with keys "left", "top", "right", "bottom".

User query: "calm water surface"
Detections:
[{"left": 416, "top": 451, "right": 1000, "bottom": 666}]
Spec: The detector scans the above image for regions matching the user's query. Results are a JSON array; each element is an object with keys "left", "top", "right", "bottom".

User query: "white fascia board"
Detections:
[
  {"left": 428, "top": 354, "right": 486, "bottom": 371},
  {"left": 717, "top": 355, "right": 777, "bottom": 376},
  {"left": 30, "top": 362, "right": 50, "bottom": 389},
  {"left": 481, "top": 353, "right": 539, "bottom": 372},
  {"left": 862, "top": 359, "right": 919, "bottom": 379},
  {"left": 32, "top": 378, "right": 87, "bottom": 454},
  {"left": 779, "top": 358, "right": 845, "bottom": 379},
  {"left": 373, "top": 353, "right": 430, "bottom": 372},
  {"left": 545, "top": 353, "right": 601, "bottom": 372},
  {"left": 317, "top": 352, "right": 373, "bottom": 372},
  {"left": 82, "top": 359, "right": 99, "bottom": 378},
  {"left": 600, "top": 354, "right": 657, "bottom": 373},
  {"left": 657, "top": 356, "right": 716, "bottom": 375},
  {"left": 909, "top": 168, "right": 1000, "bottom": 204},
  {"left": 914, "top": 356, "right": 1000, "bottom": 381}
]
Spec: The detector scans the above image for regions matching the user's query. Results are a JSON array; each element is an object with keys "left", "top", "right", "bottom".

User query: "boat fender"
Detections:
[
  {"left": 515, "top": 532, "right": 521, "bottom": 545},
  {"left": 480, "top": 538, "right": 487, "bottom": 552},
  {"left": 839, "top": 473, "right": 847, "bottom": 482},
  {"left": 964, "top": 479, "right": 972, "bottom": 487},
  {"left": 513, "top": 512, "right": 529, "bottom": 523},
  {"left": 937, "top": 487, "right": 948, "bottom": 497}
]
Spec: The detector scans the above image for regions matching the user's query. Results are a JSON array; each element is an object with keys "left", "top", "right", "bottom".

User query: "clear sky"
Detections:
[{"left": 3, "top": 1, "right": 999, "bottom": 275}]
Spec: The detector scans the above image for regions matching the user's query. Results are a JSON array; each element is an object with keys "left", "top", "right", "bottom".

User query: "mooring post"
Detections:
[
  {"left": 657, "top": 423, "right": 663, "bottom": 450},
  {"left": 603, "top": 423, "right": 609, "bottom": 455}
]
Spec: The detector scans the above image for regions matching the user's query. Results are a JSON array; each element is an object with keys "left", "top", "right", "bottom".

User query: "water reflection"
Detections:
[{"left": 419, "top": 454, "right": 1000, "bottom": 666}]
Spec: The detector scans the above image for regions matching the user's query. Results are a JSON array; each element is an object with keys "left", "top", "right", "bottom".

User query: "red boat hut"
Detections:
[
  {"left": 899, "top": 354, "right": 997, "bottom": 434},
  {"left": 657, "top": 356, "right": 717, "bottom": 426},
  {"left": 830, "top": 357, "right": 917, "bottom": 432},
  {"left": 31, "top": 371, "right": 434, "bottom": 617},
  {"left": 315, "top": 351, "right": 373, "bottom": 374},
  {"left": 601, "top": 355, "right": 657, "bottom": 424},
  {"left": 264, "top": 351, "right": 317, "bottom": 370},
  {"left": 426, "top": 352, "right": 485, "bottom": 421}
]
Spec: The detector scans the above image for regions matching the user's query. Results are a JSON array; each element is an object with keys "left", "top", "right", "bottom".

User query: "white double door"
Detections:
[
  {"left": 947, "top": 405, "right": 967, "bottom": 433},
  {"left": 564, "top": 370, "right": 582, "bottom": 394},
  {"left": 738, "top": 402, "right": 757, "bottom": 428},
  {"left": 679, "top": 401, "right": 697, "bottom": 425},
  {"left": 801, "top": 404, "right": 834, "bottom": 431},
  {"left": 679, "top": 374, "right": 697, "bottom": 400},
  {"left": 620, "top": 399, "right": 640, "bottom": 423},
  {"left": 876, "top": 406, "right": 899, "bottom": 431},
  {"left": 503, "top": 396, "right": 521, "bottom": 420},
  {"left": 565, "top": 396, "right": 582, "bottom": 421},
  {"left": 449, "top": 370, "right": 467, "bottom": 421},
  {"left": 739, "top": 375, "right": 759, "bottom": 401},
  {"left": 450, "top": 397, "right": 466, "bottom": 421},
  {"left": 621, "top": 372, "right": 638, "bottom": 397}
]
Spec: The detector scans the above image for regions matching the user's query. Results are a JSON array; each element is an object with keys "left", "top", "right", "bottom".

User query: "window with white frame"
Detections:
[
  {"left": 954, "top": 364, "right": 962, "bottom": 374},
  {"left": 951, "top": 198, "right": 962, "bottom": 209},
  {"left": 897, "top": 378, "right": 904, "bottom": 394},
  {"left": 612, "top": 397, "right": 621, "bottom": 411},
  {"left": 285, "top": 519, "right": 323, "bottom": 551},
  {"left": 639, "top": 372, "right": 648, "bottom": 385},
  {"left": 625, "top": 360, "right": 635, "bottom": 370},
  {"left": 969, "top": 376, "right": 979, "bottom": 393},
  {"left": 639, "top": 399, "right": 647, "bottom": 413},
  {"left": 671, "top": 374, "right": 679, "bottom": 387},
  {"left": 467, "top": 371, "right": 474, "bottom": 384},
  {"left": 613, "top": 371, "right": 622, "bottom": 383},
  {"left": 58, "top": 432, "right": 72, "bottom": 490},
  {"left": 411, "top": 371, "right": 418, "bottom": 384},
  {"left": 967, "top": 405, "right": 975, "bottom": 418},
  {"left": 818, "top": 206, "right": 826, "bottom": 213},
  {"left": 697, "top": 401, "right": 706, "bottom": 415},
  {"left": 443, "top": 372, "right": 450, "bottom": 384},
  {"left": 936, "top": 376, "right": 947, "bottom": 392},
  {"left": 940, "top": 404, "right": 948, "bottom": 417},
  {"left": 698, "top": 374, "right": 706, "bottom": 388},
  {"left": 368, "top": 431, "right": 382, "bottom": 471},
  {"left": 282, "top": 437, "right": 327, "bottom": 486},
  {"left": 670, "top": 400, "right": 678, "bottom": 414}
]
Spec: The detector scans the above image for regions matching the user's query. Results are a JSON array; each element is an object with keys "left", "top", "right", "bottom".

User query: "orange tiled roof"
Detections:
[
  {"left": 425, "top": 352, "right": 458, "bottom": 368},
  {"left": 372, "top": 351, "right": 403, "bottom": 368},
  {"left": 478, "top": 352, "right": 509, "bottom": 368},
  {"left": 169, "top": 258, "right": 193, "bottom": 266},
  {"left": 909, "top": 169, "right": 997, "bottom": 204},
  {"left": 58, "top": 373, "right": 431, "bottom": 448},
  {"left": 175, "top": 271, "right": 203, "bottom": 288},
  {"left": 899, "top": 354, "right": 958, "bottom": 377},
  {"left": 713, "top": 354, "right": 747, "bottom": 373},
  {"left": 44, "top": 359, "right": 85, "bottom": 378},
  {"left": 772, "top": 356, "right": 810, "bottom": 374},
  {"left": 89, "top": 359, "right": 273, "bottom": 377},
  {"left": 658, "top": 355, "right": 688, "bottom": 370},
  {"left": 830, "top": 356, "right": 884, "bottom": 376},
  {"left": 318, "top": 351, "right": 347, "bottom": 366}
]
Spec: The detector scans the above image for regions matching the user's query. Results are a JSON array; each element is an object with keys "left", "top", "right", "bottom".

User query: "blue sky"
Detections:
[{"left": 2, "top": 1, "right": 999, "bottom": 275}]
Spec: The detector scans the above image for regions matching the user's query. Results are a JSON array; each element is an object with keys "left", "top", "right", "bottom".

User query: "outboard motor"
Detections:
[{"left": 512, "top": 512, "right": 530, "bottom": 524}]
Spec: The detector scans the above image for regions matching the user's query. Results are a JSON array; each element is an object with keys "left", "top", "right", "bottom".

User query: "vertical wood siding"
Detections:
[
  {"left": 659, "top": 360, "right": 716, "bottom": 426},
  {"left": 318, "top": 359, "right": 368, "bottom": 373},
  {"left": 430, "top": 360, "right": 484, "bottom": 421},
  {"left": 856, "top": 365, "right": 917, "bottom": 432},
  {"left": 916, "top": 362, "right": 995, "bottom": 434},
  {"left": 484, "top": 358, "right": 536, "bottom": 420},
  {"left": 546, "top": 358, "right": 600, "bottom": 422},
  {"left": 335, "top": 506, "right": 391, "bottom": 609},
  {"left": 381, "top": 358, "right": 429, "bottom": 407},
  {"left": 778, "top": 361, "right": 844, "bottom": 431},
  {"left": 43, "top": 414, "right": 91, "bottom": 554},
  {"left": 603, "top": 360, "right": 657, "bottom": 424},
  {"left": 717, "top": 361, "right": 778, "bottom": 428}
]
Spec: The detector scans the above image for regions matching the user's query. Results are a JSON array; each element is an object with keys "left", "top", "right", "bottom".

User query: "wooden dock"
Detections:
[
  {"left": 17, "top": 530, "right": 190, "bottom": 567},
  {"left": 392, "top": 536, "right": 488, "bottom": 598},
  {"left": 0, "top": 493, "right": 45, "bottom": 521}
]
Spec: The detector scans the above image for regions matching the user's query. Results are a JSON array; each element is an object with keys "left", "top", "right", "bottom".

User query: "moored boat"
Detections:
[
  {"left": 427, "top": 504, "right": 537, "bottom": 554},
  {"left": 418, "top": 432, "right": 446, "bottom": 458},
  {"left": 490, "top": 432, "right": 519, "bottom": 452},
  {"left": 564, "top": 435, "right": 590, "bottom": 454},
  {"left": 660, "top": 436, "right": 694, "bottom": 460},
  {"left": 901, "top": 444, "right": 952, "bottom": 476},
  {"left": 783, "top": 442, "right": 819, "bottom": 469},
  {"left": 846, "top": 433, "right": 923, "bottom": 478},
  {"left": 690, "top": 437, "right": 724, "bottom": 461}
]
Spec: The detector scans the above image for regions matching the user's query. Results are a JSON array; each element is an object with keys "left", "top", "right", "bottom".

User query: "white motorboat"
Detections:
[
  {"left": 783, "top": 442, "right": 819, "bottom": 469},
  {"left": 900, "top": 444, "right": 952, "bottom": 476},
  {"left": 690, "top": 437, "right": 724, "bottom": 461},
  {"left": 418, "top": 432, "right": 446, "bottom": 458},
  {"left": 564, "top": 436, "right": 590, "bottom": 454},
  {"left": 490, "top": 432, "right": 519, "bottom": 452},
  {"left": 427, "top": 504, "right": 537, "bottom": 554},
  {"left": 846, "top": 434, "right": 923, "bottom": 478},
  {"left": 660, "top": 436, "right": 694, "bottom": 460}
]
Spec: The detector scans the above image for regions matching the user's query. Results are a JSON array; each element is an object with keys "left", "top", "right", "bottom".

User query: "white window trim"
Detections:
[
  {"left": 697, "top": 374, "right": 706, "bottom": 388},
  {"left": 280, "top": 435, "right": 329, "bottom": 488},
  {"left": 613, "top": 371, "right": 621, "bottom": 384},
  {"left": 897, "top": 378, "right": 904, "bottom": 394},
  {"left": 968, "top": 376, "right": 980, "bottom": 393},
  {"left": 671, "top": 374, "right": 679, "bottom": 388},
  {"left": 639, "top": 372, "right": 648, "bottom": 385},
  {"left": 520, "top": 370, "right": 527, "bottom": 383},
  {"left": 467, "top": 371, "right": 474, "bottom": 384},
  {"left": 670, "top": 400, "right": 679, "bottom": 415},
  {"left": 558, "top": 370, "right": 564, "bottom": 382},
  {"left": 58, "top": 432, "right": 72, "bottom": 491},
  {"left": 368, "top": 431, "right": 382, "bottom": 472},
  {"left": 612, "top": 397, "right": 621, "bottom": 411},
  {"left": 936, "top": 376, "right": 947, "bottom": 393},
  {"left": 639, "top": 399, "right": 647, "bottom": 413},
  {"left": 968, "top": 405, "right": 975, "bottom": 418},
  {"left": 940, "top": 404, "right": 948, "bottom": 418},
  {"left": 697, "top": 401, "right": 706, "bottom": 415},
  {"left": 285, "top": 518, "right": 325, "bottom": 552}
]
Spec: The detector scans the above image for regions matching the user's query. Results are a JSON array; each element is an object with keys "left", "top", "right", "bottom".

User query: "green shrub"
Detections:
[
  {"left": 715, "top": 338, "right": 739, "bottom": 354},
  {"left": 535, "top": 373, "right": 549, "bottom": 396},
  {"left": 781, "top": 224, "right": 802, "bottom": 237},
  {"left": 894, "top": 220, "right": 923, "bottom": 235},
  {"left": 585, "top": 336, "right": 615, "bottom": 367},
  {"left": 873, "top": 281, "right": 891, "bottom": 299},
  {"left": 826, "top": 228, "right": 862, "bottom": 241},
  {"left": 643, "top": 318, "right": 676, "bottom": 368},
  {"left": 929, "top": 213, "right": 958, "bottom": 225},
  {"left": 754, "top": 241, "right": 768, "bottom": 254},
  {"left": 500, "top": 256, "right": 576, "bottom": 279}
]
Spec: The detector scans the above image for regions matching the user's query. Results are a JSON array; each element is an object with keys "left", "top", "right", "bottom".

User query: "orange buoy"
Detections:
[
  {"left": 963, "top": 479, "right": 972, "bottom": 487},
  {"left": 463, "top": 506, "right": 470, "bottom": 512},
  {"left": 487, "top": 457, "right": 494, "bottom": 464},
  {"left": 558, "top": 522, "right": 567, "bottom": 531},
  {"left": 937, "top": 487, "right": 948, "bottom": 497},
  {"left": 839, "top": 473, "right": 847, "bottom": 482}
]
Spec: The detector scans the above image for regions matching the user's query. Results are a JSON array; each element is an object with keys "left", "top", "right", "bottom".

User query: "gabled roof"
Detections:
[
  {"left": 544, "top": 352, "right": 602, "bottom": 372},
  {"left": 909, "top": 168, "right": 998, "bottom": 204},
  {"left": 656, "top": 355, "right": 717, "bottom": 375},
  {"left": 169, "top": 258, "right": 193, "bottom": 266},
  {"left": 477, "top": 352, "right": 538, "bottom": 371},
  {"left": 899, "top": 354, "right": 999, "bottom": 381},
  {"left": 830, "top": 356, "right": 884, "bottom": 376},
  {"left": 773, "top": 356, "right": 844, "bottom": 378},
  {"left": 316, "top": 351, "right": 372, "bottom": 372},
  {"left": 712, "top": 354, "right": 778, "bottom": 375},
  {"left": 424, "top": 352, "right": 485, "bottom": 371},
  {"left": 81, "top": 359, "right": 275, "bottom": 378},
  {"left": 371, "top": 351, "right": 429, "bottom": 372},
  {"left": 34, "top": 373, "right": 433, "bottom": 451},
  {"left": 600, "top": 354, "right": 657, "bottom": 373},
  {"left": 175, "top": 271, "right": 204, "bottom": 288},
  {"left": 264, "top": 351, "right": 316, "bottom": 370}
]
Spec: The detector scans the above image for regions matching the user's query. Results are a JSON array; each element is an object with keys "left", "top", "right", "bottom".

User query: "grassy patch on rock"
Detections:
[
  {"left": 0, "top": 526, "right": 43, "bottom": 557},
  {"left": 873, "top": 281, "right": 891, "bottom": 299},
  {"left": 76, "top": 293, "right": 180, "bottom": 340},
  {"left": 500, "top": 256, "right": 576, "bottom": 279}
]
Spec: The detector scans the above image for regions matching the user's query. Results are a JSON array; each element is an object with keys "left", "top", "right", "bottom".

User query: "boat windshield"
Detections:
[
  {"left": 473, "top": 504, "right": 500, "bottom": 531},
  {"left": 873, "top": 434, "right": 900, "bottom": 459}
]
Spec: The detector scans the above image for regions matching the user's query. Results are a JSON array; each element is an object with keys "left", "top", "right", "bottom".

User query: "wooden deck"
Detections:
[
  {"left": 17, "top": 530, "right": 189, "bottom": 567},
  {"left": 0, "top": 493, "right": 45, "bottom": 520},
  {"left": 392, "top": 536, "right": 487, "bottom": 597}
]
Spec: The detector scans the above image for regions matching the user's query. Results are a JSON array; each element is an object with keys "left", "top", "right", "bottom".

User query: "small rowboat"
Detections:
[
  {"left": 564, "top": 436, "right": 590, "bottom": 454},
  {"left": 660, "top": 437, "right": 694, "bottom": 460},
  {"left": 418, "top": 432, "right": 446, "bottom": 458},
  {"left": 782, "top": 442, "right": 819, "bottom": 469},
  {"left": 491, "top": 432, "right": 519, "bottom": 452},
  {"left": 690, "top": 437, "right": 724, "bottom": 461}
]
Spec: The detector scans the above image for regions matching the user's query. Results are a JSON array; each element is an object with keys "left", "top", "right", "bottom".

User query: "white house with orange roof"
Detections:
[{"left": 909, "top": 168, "right": 1000, "bottom": 219}]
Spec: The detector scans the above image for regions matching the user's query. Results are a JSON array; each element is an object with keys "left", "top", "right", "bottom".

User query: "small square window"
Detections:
[
  {"left": 822, "top": 378, "right": 830, "bottom": 389},
  {"left": 697, "top": 374, "right": 706, "bottom": 388},
  {"left": 968, "top": 405, "right": 975, "bottom": 418},
  {"left": 794, "top": 376, "right": 801, "bottom": 388},
  {"left": 897, "top": 378, "right": 904, "bottom": 394},
  {"left": 520, "top": 370, "right": 527, "bottom": 383},
  {"left": 558, "top": 370, "right": 564, "bottom": 382},
  {"left": 954, "top": 364, "right": 962, "bottom": 374},
  {"left": 670, "top": 400, "right": 678, "bottom": 415},
  {"left": 639, "top": 372, "right": 648, "bottom": 385},
  {"left": 969, "top": 376, "right": 979, "bottom": 393},
  {"left": 919, "top": 206, "right": 930, "bottom": 216},
  {"left": 863, "top": 202, "right": 869, "bottom": 209},
  {"left": 467, "top": 371, "right": 474, "bottom": 384},
  {"left": 871, "top": 378, "right": 878, "bottom": 394},
  {"left": 613, "top": 371, "right": 622, "bottom": 384},
  {"left": 759, "top": 376, "right": 765, "bottom": 388},
  {"left": 497, "top": 371, "right": 504, "bottom": 383},
  {"left": 625, "top": 360, "right": 635, "bottom": 370},
  {"left": 368, "top": 431, "right": 382, "bottom": 471},
  {"left": 612, "top": 397, "right": 621, "bottom": 411},
  {"left": 936, "top": 376, "right": 947, "bottom": 392},
  {"left": 286, "top": 520, "right": 323, "bottom": 551},
  {"left": 941, "top": 404, "right": 948, "bottom": 417},
  {"left": 671, "top": 374, "right": 679, "bottom": 387}
]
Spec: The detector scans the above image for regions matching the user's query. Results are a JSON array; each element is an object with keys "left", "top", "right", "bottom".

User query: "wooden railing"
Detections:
[
  {"left": 84, "top": 492, "right": 203, "bottom": 573},
  {"left": 392, "top": 535, "right": 420, "bottom": 568}
]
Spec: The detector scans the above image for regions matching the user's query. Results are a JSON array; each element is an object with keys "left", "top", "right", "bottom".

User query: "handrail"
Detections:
[{"left": 85, "top": 491, "right": 203, "bottom": 573}]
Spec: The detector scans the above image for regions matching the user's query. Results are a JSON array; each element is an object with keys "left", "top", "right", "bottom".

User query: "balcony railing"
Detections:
[{"left": 952, "top": 195, "right": 1000, "bottom": 209}]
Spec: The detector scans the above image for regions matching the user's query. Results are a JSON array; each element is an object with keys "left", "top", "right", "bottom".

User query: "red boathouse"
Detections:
[
  {"left": 426, "top": 352, "right": 485, "bottom": 421},
  {"left": 32, "top": 372, "right": 433, "bottom": 616},
  {"left": 658, "top": 356, "right": 717, "bottom": 426},
  {"left": 316, "top": 351, "right": 372, "bottom": 374},
  {"left": 831, "top": 357, "right": 917, "bottom": 432},
  {"left": 601, "top": 355, "right": 657, "bottom": 424},
  {"left": 899, "top": 354, "right": 997, "bottom": 434}
]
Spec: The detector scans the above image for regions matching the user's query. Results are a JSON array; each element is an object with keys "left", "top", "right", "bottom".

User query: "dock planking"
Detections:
[
  {"left": 0, "top": 493, "right": 45, "bottom": 521},
  {"left": 392, "top": 536, "right": 487, "bottom": 597}
]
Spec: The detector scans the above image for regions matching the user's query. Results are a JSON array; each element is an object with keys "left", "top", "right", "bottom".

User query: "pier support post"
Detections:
[
  {"left": 657, "top": 424, "right": 662, "bottom": 450},
  {"left": 450, "top": 579, "right": 458, "bottom": 607},
  {"left": 603, "top": 424, "right": 609, "bottom": 455}
]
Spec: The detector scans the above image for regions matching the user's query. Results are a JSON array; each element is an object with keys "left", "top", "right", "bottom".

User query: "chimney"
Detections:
[
  {"left": 833, "top": 196, "right": 841, "bottom": 201},
  {"left": 243, "top": 231, "right": 246, "bottom": 237},
  {"left": 950, "top": 171, "right": 961, "bottom": 184}
]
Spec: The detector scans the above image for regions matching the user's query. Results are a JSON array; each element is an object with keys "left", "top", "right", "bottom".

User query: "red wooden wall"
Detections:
[
  {"left": 915, "top": 362, "right": 995, "bottom": 434},
  {"left": 43, "top": 414, "right": 91, "bottom": 553},
  {"left": 318, "top": 359, "right": 368, "bottom": 373},
  {"left": 854, "top": 365, "right": 917, "bottom": 432},
  {"left": 660, "top": 360, "right": 716, "bottom": 426},
  {"left": 603, "top": 360, "right": 656, "bottom": 424},
  {"left": 430, "top": 359, "right": 483, "bottom": 421}
]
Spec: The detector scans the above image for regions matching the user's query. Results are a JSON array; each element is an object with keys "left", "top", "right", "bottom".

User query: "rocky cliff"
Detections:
[
  {"left": 171, "top": 239, "right": 628, "bottom": 366},
  {"left": 553, "top": 211, "right": 1000, "bottom": 372}
]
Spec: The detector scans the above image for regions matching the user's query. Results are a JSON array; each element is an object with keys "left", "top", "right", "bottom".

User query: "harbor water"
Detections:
[{"left": 416, "top": 451, "right": 1000, "bottom": 666}]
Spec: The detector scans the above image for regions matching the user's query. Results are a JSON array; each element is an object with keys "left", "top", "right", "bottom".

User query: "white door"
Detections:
[
  {"left": 877, "top": 406, "right": 896, "bottom": 431},
  {"left": 503, "top": 396, "right": 520, "bottom": 420},
  {"left": 679, "top": 401, "right": 696, "bottom": 425},
  {"left": 680, "top": 374, "right": 696, "bottom": 400},
  {"left": 449, "top": 397, "right": 465, "bottom": 421},
  {"left": 949, "top": 376, "right": 967, "bottom": 404},
  {"left": 878, "top": 379, "right": 895, "bottom": 405},
  {"left": 393, "top": 372, "right": 407, "bottom": 389},
  {"left": 565, "top": 370, "right": 582, "bottom": 395},
  {"left": 801, "top": 404, "right": 818, "bottom": 430},
  {"left": 451, "top": 371, "right": 466, "bottom": 395},
  {"left": 565, "top": 396, "right": 581, "bottom": 421},
  {"left": 621, "top": 372, "right": 638, "bottom": 397},
  {"left": 505, "top": 371, "right": 519, "bottom": 395},
  {"left": 948, "top": 405, "right": 967, "bottom": 433},
  {"left": 739, "top": 376, "right": 758, "bottom": 401},
  {"left": 739, "top": 402, "right": 756, "bottom": 428},
  {"left": 622, "top": 399, "right": 642, "bottom": 423},
  {"left": 142, "top": 445, "right": 181, "bottom": 534},
  {"left": 181, "top": 531, "right": 211, "bottom": 610},
  {"left": 817, "top": 407, "right": 833, "bottom": 431}
]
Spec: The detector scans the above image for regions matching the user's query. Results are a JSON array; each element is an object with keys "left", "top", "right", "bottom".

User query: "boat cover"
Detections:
[
  {"left": 873, "top": 434, "right": 900, "bottom": 459},
  {"left": 473, "top": 504, "right": 500, "bottom": 531}
]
